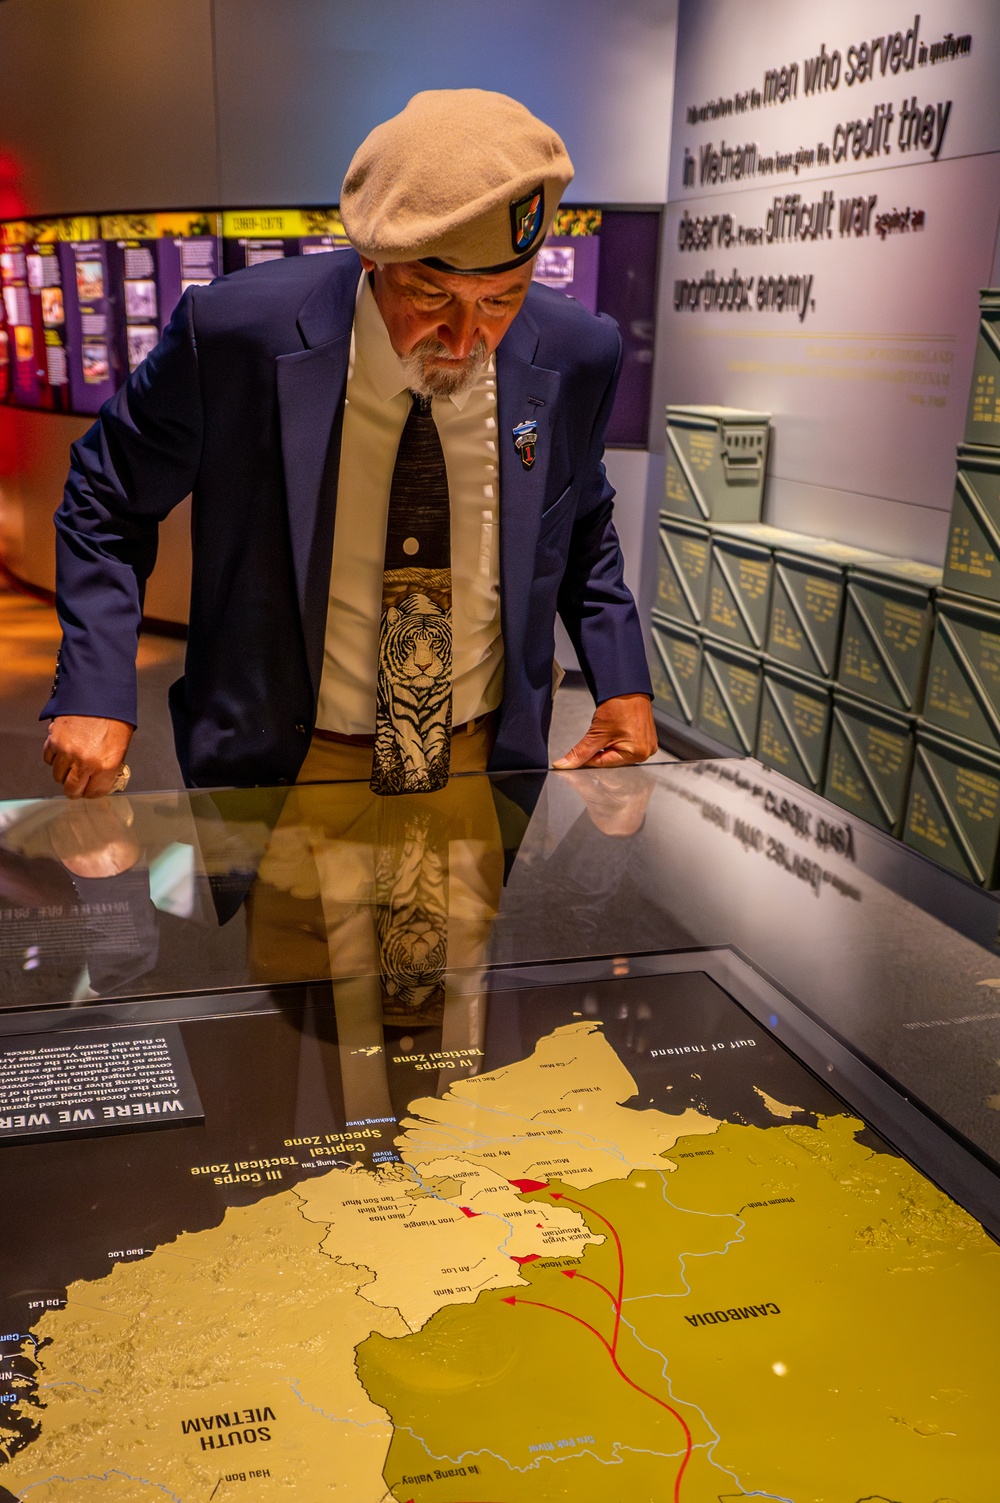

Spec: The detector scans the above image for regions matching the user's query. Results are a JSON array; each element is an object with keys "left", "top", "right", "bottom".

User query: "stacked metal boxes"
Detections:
[
  {"left": 756, "top": 534, "right": 881, "bottom": 797},
  {"left": 652, "top": 405, "right": 943, "bottom": 843},
  {"left": 651, "top": 406, "right": 771, "bottom": 751},
  {"left": 653, "top": 299, "right": 1000, "bottom": 889},
  {"left": 827, "top": 554, "right": 940, "bottom": 834},
  {"left": 903, "top": 297, "right": 1000, "bottom": 884}
]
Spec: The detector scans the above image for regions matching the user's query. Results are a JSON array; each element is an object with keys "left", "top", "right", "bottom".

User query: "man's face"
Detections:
[{"left": 362, "top": 256, "right": 534, "bottom": 398}]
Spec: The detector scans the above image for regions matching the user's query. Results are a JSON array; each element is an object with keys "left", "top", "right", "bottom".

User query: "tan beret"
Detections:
[{"left": 341, "top": 89, "right": 574, "bottom": 275}]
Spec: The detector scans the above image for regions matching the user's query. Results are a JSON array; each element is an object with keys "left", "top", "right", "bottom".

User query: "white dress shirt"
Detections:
[{"left": 315, "top": 274, "right": 504, "bottom": 736}]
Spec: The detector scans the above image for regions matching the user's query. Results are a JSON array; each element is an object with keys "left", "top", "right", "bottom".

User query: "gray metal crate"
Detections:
[
  {"left": 825, "top": 689, "right": 914, "bottom": 836},
  {"left": 942, "top": 443, "right": 1000, "bottom": 604},
  {"left": 664, "top": 405, "right": 770, "bottom": 523},
  {"left": 697, "top": 636, "right": 762, "bottom": 755},
  {"left": 904, "top": 724, "right": 1000, "bottom": 887},
  {"left": 838, "top": 558, "right": 940, "bottom": 715},
  {"left": 649, "top": 616, "right": 702, "bottom": 725},
  {"left": 653, "top": 515, "right": 711, "bottom": 627},
  {"left": 705, "top": 530, "right": 773, "bottom": 651},
  {"left": 964, "top": 289, "right": 1000, "bottom": 447},
  {"left": 768, "top": 550, "right": 844, "bottom": 681},
  {"left": 756, "top": 661, "right": 832, "bottom": 792},
  {"left": 923, "top": 591, "right": 1000, "bottom": 754}
]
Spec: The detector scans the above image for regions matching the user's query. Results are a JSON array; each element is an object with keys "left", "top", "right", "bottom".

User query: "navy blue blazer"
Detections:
[{"left": 43, "top": 249, "right": 651, "bottom": 787}]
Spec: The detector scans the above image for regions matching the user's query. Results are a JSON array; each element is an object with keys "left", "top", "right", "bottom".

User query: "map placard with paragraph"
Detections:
[{"left": 0, "top": 972, "right": 997, "bottom": 1502}]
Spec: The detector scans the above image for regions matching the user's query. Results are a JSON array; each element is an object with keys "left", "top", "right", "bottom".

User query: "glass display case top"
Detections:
[
  {"left": 2, "top": 760, "right": 1000, "bottom": 1172},
  {"left": 2, "top": 762, "right": 1000, "bottom": 1501}
]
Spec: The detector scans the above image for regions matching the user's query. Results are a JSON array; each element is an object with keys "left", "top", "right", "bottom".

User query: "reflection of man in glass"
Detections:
[
  {"left": 249, "top": 778, "right": 503, "bottom": 1013},
  {"left": 247, "top": 773, "right": 509, "bottom": 1121}
]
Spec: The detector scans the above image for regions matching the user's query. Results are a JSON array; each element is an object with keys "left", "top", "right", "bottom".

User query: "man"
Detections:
[{"left": 41, "top": 89, "right": 655, "bottom": 797}]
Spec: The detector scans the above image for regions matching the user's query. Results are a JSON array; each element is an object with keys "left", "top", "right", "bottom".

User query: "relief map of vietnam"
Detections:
[{"left": 1, "top": 972, "right": 998, "bottom": 1503}]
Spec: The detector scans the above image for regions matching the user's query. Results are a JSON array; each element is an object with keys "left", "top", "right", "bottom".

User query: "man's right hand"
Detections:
[{"left": 43, "top": 716, "right": 134, "bottom": 799}]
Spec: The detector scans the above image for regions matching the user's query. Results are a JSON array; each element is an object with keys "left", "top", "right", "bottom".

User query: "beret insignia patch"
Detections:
[{"left": 510, "top": 187, "right": 544, "bottom": 254}]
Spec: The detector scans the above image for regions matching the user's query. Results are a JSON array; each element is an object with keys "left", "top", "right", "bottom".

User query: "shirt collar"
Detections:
[{"left": 354, "top": 272, "right": 492, "bottom": 413}]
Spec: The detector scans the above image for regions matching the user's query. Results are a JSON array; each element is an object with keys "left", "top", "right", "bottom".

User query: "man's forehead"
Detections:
[
  {"left": 391, "top": 261, "right": 532, "bottom": 297},
  {"left": 397, "top": 266, "right": 448, "bottom": 293}
]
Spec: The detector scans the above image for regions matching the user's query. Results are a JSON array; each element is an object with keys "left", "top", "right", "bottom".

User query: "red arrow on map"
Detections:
[
  {"left": 504, "top": 1291, "right": 693, "bottom": 1501},
  {"left": 548, "top": 1191, "right": 625, "bottom": 1349},
  {"left": 561, "top": 1268, "right": 619, "bottom": 1310},
  {"left": 459, "top": 1206, "right": 480, "bottom": 1218},
  {"left": 508, "top": 1178, "right": 548, "bottom": 1192},
  {"left": 510, "top": 1253, "right": 539, "bottom": 1265}
]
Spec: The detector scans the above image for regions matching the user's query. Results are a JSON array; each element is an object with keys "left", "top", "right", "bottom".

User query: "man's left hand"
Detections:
[{"left": 553, "top": 693, "right": 658, "bottom": 770}]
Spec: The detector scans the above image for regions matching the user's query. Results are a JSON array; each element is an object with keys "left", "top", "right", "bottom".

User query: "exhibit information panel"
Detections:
[
  {"left": 661, "top": 0, "right": 1000, "bottom": 557},
  {"left": 0, "top": 204, "right": 658, "bottom": 441},
  {"left": 1, "top": 764, "right": 999, "bottom": 1501},
  {"left": 2, "top": 970, "right": 998, "bottom": 1503}
]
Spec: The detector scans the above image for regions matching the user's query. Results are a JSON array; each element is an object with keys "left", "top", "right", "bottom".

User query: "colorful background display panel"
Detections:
[{"left": 0, "top": 206, "right": 659, "bottom": 442}]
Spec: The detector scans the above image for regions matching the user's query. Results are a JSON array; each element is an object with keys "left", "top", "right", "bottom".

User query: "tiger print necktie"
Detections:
[{"left": 370, "top": 391, "right": 453, "bottom": 796}]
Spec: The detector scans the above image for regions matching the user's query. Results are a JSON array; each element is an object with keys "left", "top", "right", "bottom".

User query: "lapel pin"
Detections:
[{"left": 513, "top": 418, "right": 537, "bottom": 470}]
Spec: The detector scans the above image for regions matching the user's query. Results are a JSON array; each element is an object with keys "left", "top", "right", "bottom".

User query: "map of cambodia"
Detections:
[{"left": 1, "top": 1016, "right": 999, "bottom": 1502}]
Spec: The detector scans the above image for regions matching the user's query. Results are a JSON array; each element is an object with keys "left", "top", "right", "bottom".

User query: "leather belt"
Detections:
[{"left": 312, "top": 709, "right": 498, "bottom": 749}]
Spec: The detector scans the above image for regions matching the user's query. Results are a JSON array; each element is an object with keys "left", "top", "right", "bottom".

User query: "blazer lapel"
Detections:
[
  {"left": 276, "top": 251, "right": 359, "bottom": 703},
  {"left": 496, "top": 309, "right": 561, "bottom": 677}
]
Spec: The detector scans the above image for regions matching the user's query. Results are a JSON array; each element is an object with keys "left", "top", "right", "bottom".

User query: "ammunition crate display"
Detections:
[
  {"left": 903, "top": 725, "right": 1000, "bottom": 888},
  {"left": 923, "top": 592, "right": 1000, "bottom": 753},
  {"left": 942, "top": 444, "right": 1000, "bottom": 604},
  {"left": 697, "top": 637, "right": 762, "bottom": 755},
  {"left": 756, "top": 661, "right": 832, "bottom": 792},
  {"left": 837, "top": 558, "right": 940, "bottom": 714},
  {"left": 766, "top": 546, "right": 851, "bottom": 681},
  {"left": 648, "top": 616, "right": 702, "bottom": 726},
  {"left": 653, "top": 515, "right": 711, "bottom": 627},
  {"left": 705, "top": 531, "right": 773, "bottom": 650},
  {"left": 964, "top": 289, "right": 1000, "bottom": 447},
  {"left": 824, "top": 689, "right": 915, "bottom": 836},
  {"left": 664, "top": 405, "right": 770, "bottom": 524},
  {"left": 767, "top": 552, "right": 843, "bottom": 681}
]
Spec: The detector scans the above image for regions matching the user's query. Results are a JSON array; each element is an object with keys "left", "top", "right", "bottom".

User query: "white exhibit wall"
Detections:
[
  {"left": 648, "top": 0, "right": 1000, "bottom": 567},
  {"left": 211, "top": 0, "right": 678, "bottom": 207}
]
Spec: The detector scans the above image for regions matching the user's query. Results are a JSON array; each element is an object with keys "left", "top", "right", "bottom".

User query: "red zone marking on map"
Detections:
[{"left": 505, "top": 1178, "right": 694, "bottom": 1502}]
